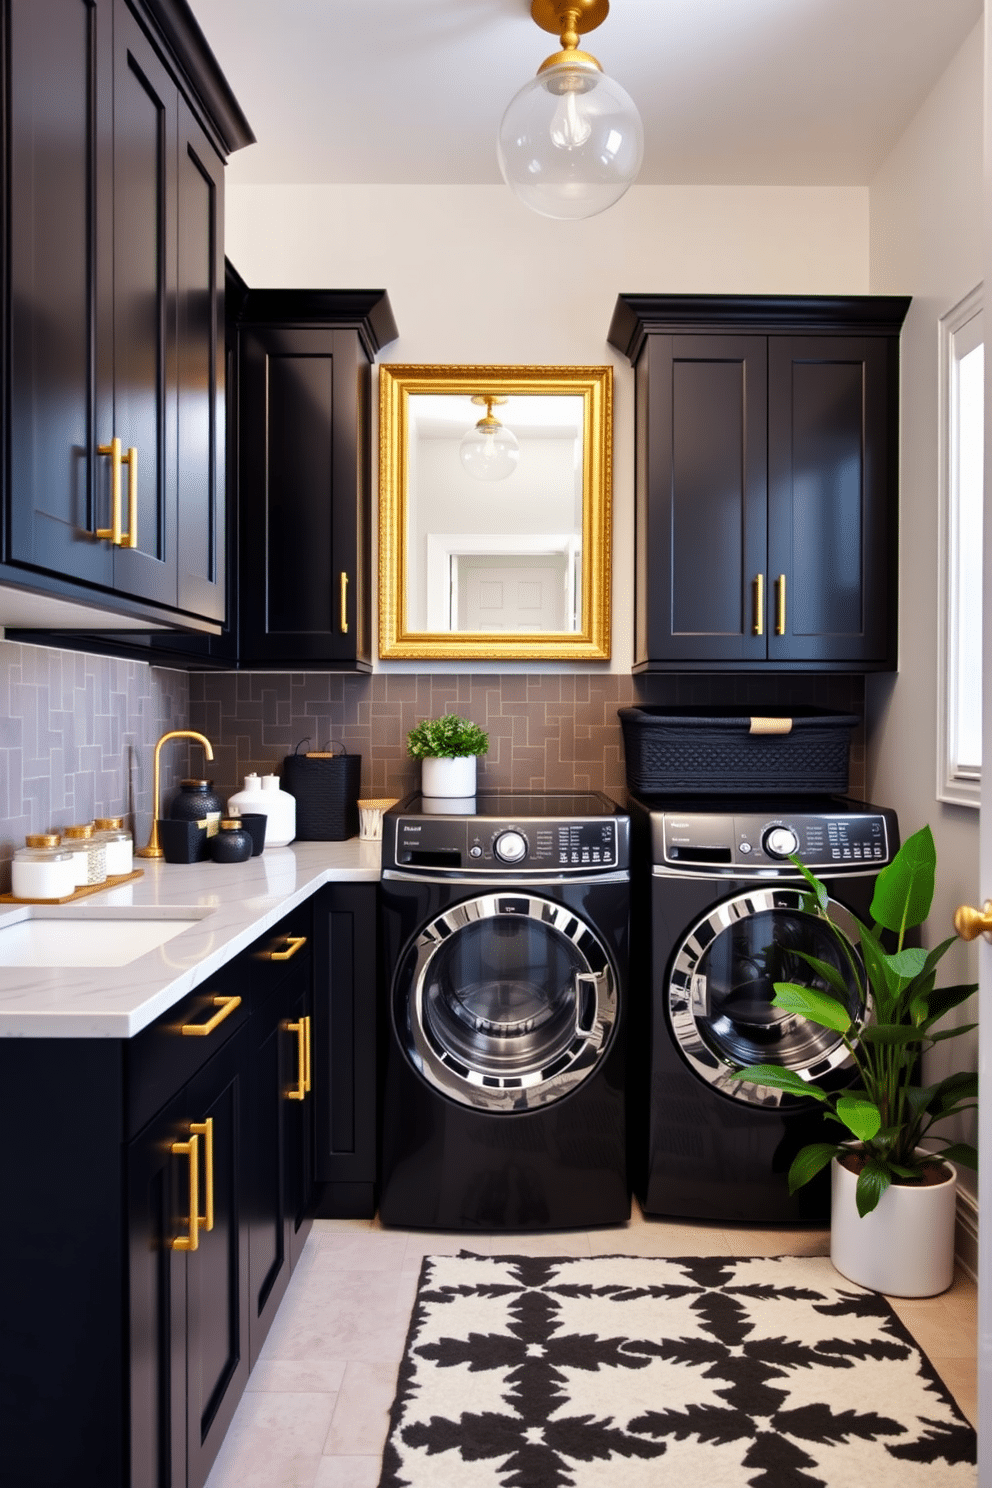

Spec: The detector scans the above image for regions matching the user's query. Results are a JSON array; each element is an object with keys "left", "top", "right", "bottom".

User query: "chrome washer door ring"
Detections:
[
  {"left": 396, "top": 892, "right": 618, "bottom": 1112},
  {"left": 668, "top": 886, "right": 865, "bottom": 1108}
]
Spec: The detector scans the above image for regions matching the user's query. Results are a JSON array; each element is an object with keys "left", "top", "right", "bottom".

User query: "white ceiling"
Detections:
[{"left": 192, "top": 0, "right": 982, "bottom": 189}]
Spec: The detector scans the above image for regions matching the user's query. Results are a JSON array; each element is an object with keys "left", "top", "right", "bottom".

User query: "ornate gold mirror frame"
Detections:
[{"left": 378, "top": 364, "right": 612, "bottom": 660}]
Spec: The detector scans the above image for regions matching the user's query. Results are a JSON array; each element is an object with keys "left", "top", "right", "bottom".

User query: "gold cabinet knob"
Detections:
[{"left": 954, "top": 900, "right": 992, "bottom": 942}]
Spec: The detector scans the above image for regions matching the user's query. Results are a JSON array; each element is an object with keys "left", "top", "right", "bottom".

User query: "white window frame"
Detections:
[{"left": 937, "top": 284, "right": 984, "bottom": 807}]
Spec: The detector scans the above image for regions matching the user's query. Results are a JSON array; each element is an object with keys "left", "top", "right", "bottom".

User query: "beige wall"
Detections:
[
  {"left": 225, "top": 182, "right": 869, "bottom": 673},
  {"left": 867, "top": 20, "right": 984, "bottom": 1190}
]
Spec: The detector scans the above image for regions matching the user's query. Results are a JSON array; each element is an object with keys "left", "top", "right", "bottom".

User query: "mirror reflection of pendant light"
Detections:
[
  {"left": 497, "top": 0, "right": 643, "bottom": 221},
  {"left": 459, "top": 395, "right": 520, "bottom": 482}
]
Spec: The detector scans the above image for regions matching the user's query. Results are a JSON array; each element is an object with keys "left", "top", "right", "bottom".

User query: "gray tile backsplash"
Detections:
[
  {"left": 0, "top": 639, "right": 190, "bottom": 889},
  {"left": 0, "top": 642, "right": 865, "bottom": 890}
]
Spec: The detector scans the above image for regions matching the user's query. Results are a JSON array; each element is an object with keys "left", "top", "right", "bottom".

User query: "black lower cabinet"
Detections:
[
  {"left": 0, "top": 900, "right": 324, "bottom": 1488},
  {"left": 313, "top": 883, "right": 378, "bottom": 1217}
]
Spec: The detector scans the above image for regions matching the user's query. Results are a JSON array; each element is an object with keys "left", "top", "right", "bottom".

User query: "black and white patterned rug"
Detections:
[{"left": 378, "top": 1253, "right": 976, "bottom": 1487}]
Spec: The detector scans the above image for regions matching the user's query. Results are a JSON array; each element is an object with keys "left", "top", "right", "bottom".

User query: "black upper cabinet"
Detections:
[
  {"left": 4, "top": 0, "right": 250, "bottom": 628},
  {"left": 608, "top": 295, "right": 910, "bottom": 672},
  {"left": 234, "top": 288, "right": 398, "bottom": 669}
]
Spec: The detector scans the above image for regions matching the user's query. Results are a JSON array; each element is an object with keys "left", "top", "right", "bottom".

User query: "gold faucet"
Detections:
[{"left": 137, "top": 730, "right": 215, "bottom": 859}]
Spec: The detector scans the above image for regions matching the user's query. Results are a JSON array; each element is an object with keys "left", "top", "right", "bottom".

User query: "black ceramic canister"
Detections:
[
  {"left": 209, "top": 819, "right": 253, "bottom": 864},
  {"left": 170, "top": 778, "right": 224, "bottom": 821}
]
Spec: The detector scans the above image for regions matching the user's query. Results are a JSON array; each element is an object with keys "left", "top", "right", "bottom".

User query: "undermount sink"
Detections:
[{"left": 0, "top": 905, "right": 215, "bottom": 968}]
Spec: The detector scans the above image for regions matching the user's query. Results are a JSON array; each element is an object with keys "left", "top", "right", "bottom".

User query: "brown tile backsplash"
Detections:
[
  {"left": 0, "top": 642, "right": 865, "bottom": 890},
  {"left": 188, "top": 670, "right": 866, "bottom": 805}
]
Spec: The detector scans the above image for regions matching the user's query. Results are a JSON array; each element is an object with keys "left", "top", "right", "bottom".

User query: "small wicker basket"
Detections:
[{"left": 358, "top": 799, "right": 398, "bottom": 841}]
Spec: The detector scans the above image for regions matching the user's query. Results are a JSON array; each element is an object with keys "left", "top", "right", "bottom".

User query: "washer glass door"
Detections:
[
  {"left": 397, "top": 892, "right": 618, "bottom": 1111},
  {"left": 669, "top": 886, "right": 865, "bottom": 1106}
]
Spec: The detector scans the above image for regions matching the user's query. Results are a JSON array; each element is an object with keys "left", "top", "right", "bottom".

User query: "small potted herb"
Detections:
[
  {"left": 407, "top": 714, "right": 489, "bottom": 798},
  {"left": 733, "top": 825, "right": 977, "bottom": 1296}
]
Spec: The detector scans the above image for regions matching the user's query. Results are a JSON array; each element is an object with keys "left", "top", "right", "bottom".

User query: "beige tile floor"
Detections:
[{"left": 203, "top": 1201, "right": 978, "bottom": 1488}]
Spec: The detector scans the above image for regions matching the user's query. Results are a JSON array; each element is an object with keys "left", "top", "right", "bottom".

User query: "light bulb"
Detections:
[{"left": 550, "top": 81, "right": 592, "bottom": 149}]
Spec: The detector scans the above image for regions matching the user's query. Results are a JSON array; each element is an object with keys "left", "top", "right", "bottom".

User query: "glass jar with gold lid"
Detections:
[
  {"left": 93, "top": 817, "right": 133, "bottom": 876},
  {"left": 62, "top": 823, "right": 108, "bottom": 886},
  {"left": 12, "top": 834, "right": 76, "bottom": 900}
]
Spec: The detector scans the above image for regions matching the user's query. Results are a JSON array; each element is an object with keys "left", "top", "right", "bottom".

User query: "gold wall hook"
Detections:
[{"left": 137, "top": 730, "right": 215, "bottom": 859}]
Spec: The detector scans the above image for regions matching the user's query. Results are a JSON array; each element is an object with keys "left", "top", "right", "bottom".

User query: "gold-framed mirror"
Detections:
[{"left": 378, "top": 364, "right": 612, "bottom": 660}]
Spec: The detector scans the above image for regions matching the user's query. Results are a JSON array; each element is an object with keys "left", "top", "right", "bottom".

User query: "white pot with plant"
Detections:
[
  {"left": 407, "top": 714, "right": 489, "bottom": 798},
  {"left": 735, "top": 825, "right": 977, "bottom": 1297}
]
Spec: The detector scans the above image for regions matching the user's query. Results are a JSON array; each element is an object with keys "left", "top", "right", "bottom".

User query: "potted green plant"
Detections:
[
  {"left": 734, "top": 824, "right": 977, "bottom": 1296},
  {"left": 407, "top": 714, "right": 489, "bottom": 798}
]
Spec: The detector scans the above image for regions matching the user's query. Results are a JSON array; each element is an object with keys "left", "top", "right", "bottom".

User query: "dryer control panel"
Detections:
[
  {"left": 656, "top": 806, "right": 895, "bottom": 873},
  {"left": 385, "top": 798, "right": 630, "bottom": 875}
]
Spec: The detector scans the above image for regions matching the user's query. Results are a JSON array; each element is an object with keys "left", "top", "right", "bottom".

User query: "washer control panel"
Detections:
[
  {"left": 659, "top": 808, "right": 893, "bottom": 872},
  {"left": 390, "top": 814, "right": 627, "bottom": 873}
]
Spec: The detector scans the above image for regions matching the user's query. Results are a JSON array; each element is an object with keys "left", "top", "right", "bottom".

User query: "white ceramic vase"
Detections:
[
  {"left": 227, "top": 772, "right": 296, "bottom": 847},
  {"left": 421, "top": 754, "right": 477, "bottom": 798},
  {"left": 830, "top": 1151, "right": 957, "bottom": 1297}
]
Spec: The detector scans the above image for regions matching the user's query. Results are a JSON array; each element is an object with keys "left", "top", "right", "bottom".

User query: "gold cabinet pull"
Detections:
[
  {"left": 304, "top": 1014, "right": 312, "bottom": 1093},
  {"left": 286, "top": 1016, "right": 311, "bottom": 1101},
  {"left": 171, "top": 1132, "right": 200, "bottom": 1252},
  {"left": 181, "top": 994, "right": 242, "bottom": 1037},
  {"left": 124, "top": 445, "right": 138, "bottom": 548},
  {"left": 189, "top": 1117, "right": 214, "bottom": 1232},
  {"left": 775, "top": 573, "right": 786, "bottom": 636},
  {"left": 954, "top": 900, "right": 992, "bottom": 942},
  {"left": 752, "top": 574, "right": 764, "bottom": 636},
  {"left": 269, "top": 935, "right": 307, "bottom": 962},
  {"left": 97, "top": 437, "right": 124, "bottom": 545},
  {"left": 340, "top": 571, "right": 349, "bottom": 634},
  {"left": 96, "top": 439, "right": 138, "bottom": 548}
]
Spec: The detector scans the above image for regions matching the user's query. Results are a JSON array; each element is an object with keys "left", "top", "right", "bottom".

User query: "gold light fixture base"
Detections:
[{"left": 530, "top": 0, "right": 610, "bottom": 38}]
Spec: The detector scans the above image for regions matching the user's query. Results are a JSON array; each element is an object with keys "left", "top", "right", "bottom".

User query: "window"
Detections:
[{"left": 938, "top": 286, "right": 984, "bottom": 806}]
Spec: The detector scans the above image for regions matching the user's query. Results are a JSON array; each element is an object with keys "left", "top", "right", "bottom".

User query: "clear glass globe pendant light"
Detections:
[
  {"left": 459, "top": 395, "right": 520, "bottom": 481},
  {"left": 497, "top": 0, "right": 643, "bottom": 221}
]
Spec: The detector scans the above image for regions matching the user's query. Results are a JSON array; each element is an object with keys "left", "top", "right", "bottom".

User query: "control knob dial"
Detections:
[
  {"left": 493, "top": 829, "right": 528, "bottom": 864},
  {"left": 763, "top": 825, "right": 800, "bottom": 860}
]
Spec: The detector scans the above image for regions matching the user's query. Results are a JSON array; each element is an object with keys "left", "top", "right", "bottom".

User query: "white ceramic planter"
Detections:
[
  {"left": 830, "top": 1151, "right": 957, "bottom": 1297},
  {"left": 421, "top": 755, "right": 477, "bottom": 798}
]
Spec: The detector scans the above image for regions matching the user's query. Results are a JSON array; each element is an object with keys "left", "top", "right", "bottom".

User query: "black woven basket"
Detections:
[
  {"left": 282, "top": 741, "right": 361, "bottom": 840},
  {"left": 618, "top": 706, "right": 860, "bottom": 795}
]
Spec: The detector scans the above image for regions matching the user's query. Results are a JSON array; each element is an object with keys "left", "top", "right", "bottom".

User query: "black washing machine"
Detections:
[
  {"left": 627, "top": 794, "right": 899, "bottom": 1223},
  {"left": 379, "top": 791, "right": 630, "bottom": 1230}
]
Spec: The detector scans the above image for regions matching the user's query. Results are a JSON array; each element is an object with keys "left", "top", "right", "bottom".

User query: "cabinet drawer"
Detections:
[
  {"left": 248, "top": 902, "right": 313, "bottom": 1006},
  {"left": 126, "top": 957, "right": 248, "bottom": 1137}
]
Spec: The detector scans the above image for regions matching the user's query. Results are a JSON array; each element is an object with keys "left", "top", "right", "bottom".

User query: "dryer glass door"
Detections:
[
  {"left": 397, "top": 893, "right": 618, "bottom": 1111},
  {"left": 669, "top": 886, "right": 865, "bottom": 1106}
]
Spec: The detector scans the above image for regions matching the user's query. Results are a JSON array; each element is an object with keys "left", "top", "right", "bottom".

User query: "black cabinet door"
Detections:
[
  {"left": 175, "top": 99, "right": 226, "bottom": 622},
  {"left": 237, "top": 325, "right": 367, "bottom": 665},
  {"left": 313, "top": 883, "right": 378, "bottom": 1217},
  {"left": 128, "top": 1027, "right": 250, "bottom": 1488},
  {"left": 6, "top": 0, "right": 114, "bottom": 587},
  {"left": 110, "top": 0, "right": 178, "bottom": 608},
  {"left": 640, "top": 335, "right": 768, "bottom": 664},
  {"left": 184, "top": 1034, "right": 251, "bottom": 1488},
  {"left": 766, "top": 336, "right": 894, "bottom": 664},
  {"left": 247, "top": 958, "right": 313, "bottom": 1364},
  {"left": 128, "top": 1079, "right": 191, "bottom": 1488}
]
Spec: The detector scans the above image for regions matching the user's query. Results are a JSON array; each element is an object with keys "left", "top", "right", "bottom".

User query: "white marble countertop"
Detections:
[{"left": 0, "top": 839, "right": 381, "bottom": 1039}]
